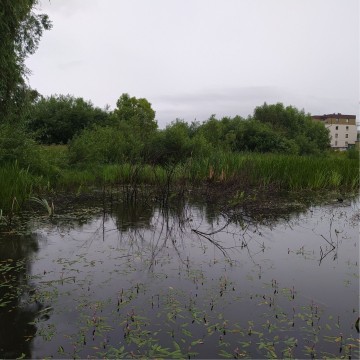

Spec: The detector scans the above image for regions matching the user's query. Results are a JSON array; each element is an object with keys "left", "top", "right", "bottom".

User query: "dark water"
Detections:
[{"left": 0, "top": 195, "right": 359, "bottom": 359}]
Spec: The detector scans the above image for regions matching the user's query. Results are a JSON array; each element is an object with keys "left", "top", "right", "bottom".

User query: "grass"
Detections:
[
  {"left": 47, "top": 152, "right": 360, "bottom": 192},
  {"left": 183, "top": 153, "right": 359, "bottom": 191},
  {"left": 0, "top": 147, "right": 358, "bottom": 218},
  {"left": 0, "top": 162, "right": 38, "bottom": 219}
]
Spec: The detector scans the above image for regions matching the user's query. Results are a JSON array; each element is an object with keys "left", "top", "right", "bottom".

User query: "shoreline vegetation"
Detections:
[
  {"left": 0, "top": 96, "right": 359, "bottom": 224},
  {"left": 0, "top": 148, "right": 358, "bottom": 224}
]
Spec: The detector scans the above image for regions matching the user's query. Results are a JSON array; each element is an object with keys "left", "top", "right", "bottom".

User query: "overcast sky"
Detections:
[{"left": 26, "top": 0, "right": 359, "bottom": 128}]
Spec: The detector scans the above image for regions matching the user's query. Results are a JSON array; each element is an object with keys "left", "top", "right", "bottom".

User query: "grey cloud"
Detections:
[
  {"left": 152, "top": 87, "right": 359, "bottom": 128},
  {"left": 152, "top": 87, "right": 283, "bottom": 126}
]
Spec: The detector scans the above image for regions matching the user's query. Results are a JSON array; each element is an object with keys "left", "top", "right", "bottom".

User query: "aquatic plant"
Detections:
[{"left": 29, "top": 196, "right": 54, "bottom": 217}]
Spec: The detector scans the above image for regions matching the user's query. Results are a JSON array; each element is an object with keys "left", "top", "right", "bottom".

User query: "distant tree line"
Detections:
[{"left": 23, "top": 92, "right": 331, "bottom": 165}]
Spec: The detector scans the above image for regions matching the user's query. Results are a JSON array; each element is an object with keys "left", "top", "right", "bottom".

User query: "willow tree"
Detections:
[{"left": 0, "top": 0, "right": 51, "bottom": 120}]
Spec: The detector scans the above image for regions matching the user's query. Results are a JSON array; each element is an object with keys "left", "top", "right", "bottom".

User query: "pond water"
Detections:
[{"left": 0, "top": 195, "right": 359, "bottom": 359}]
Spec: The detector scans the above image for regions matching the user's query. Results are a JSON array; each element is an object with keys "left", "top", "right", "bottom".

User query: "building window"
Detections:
[
  {"left": 335, "top": 133, "right": 338, "bottom": 138},
  {"left": 345, "top": 134, "right": 348, "bottom": 138},
  {"left": 345, "top": 141, "right": 348, "bottom": 146},
  {"left": 335, "top": 126, "right": 339, "bottom": 130},
  {"left": 346, "top": 119, "right": 349, "bottom": 123},
  {"left": 335, "top": 141, "right": 338, "bottom": 146},
  {"left": 346, "top": 126, "right": 349, "bottom": 131}
]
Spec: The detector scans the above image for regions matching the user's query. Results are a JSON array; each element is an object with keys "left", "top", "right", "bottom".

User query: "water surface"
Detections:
[{"left": 0, "top": 196, "right": 359, "bottom": 359}]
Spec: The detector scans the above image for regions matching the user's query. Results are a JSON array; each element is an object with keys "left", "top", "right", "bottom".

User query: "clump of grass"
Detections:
[
  {"left": 0, "top": 162, "right": 37, "bottom": 220},
  {"left": 55, "top": 168, "right": 97, "bottom": 189},
  {"left": 102, "top": 164, "right": 122, "bottom": 183}
]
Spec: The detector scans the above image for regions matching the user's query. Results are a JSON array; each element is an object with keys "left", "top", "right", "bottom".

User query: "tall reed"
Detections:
[
  {"left": 51, "top": 153, "right": 359, "bottom": 193},
  {"left": 184, "top": 153, "right": 359, "bottom": 191},
  {"left": 0, "top": 162, "right": 36, "bottom": 218}
]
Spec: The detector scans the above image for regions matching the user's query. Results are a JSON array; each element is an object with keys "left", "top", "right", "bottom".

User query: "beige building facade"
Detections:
[{"left": 312, "top": 113, "right": 357, "bottom": 150}]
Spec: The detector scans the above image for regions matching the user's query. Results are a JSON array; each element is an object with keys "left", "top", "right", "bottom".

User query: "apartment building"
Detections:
[{"left": 312, "top": 113, "right": 357, "bottom": 150}]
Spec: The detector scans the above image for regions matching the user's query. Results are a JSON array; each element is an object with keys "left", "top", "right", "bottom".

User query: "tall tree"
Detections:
[
  {"left": 0, "top": 0, "right": 51, "bottom": 120},
  {"left": 113, "top": 93, "right": 157, "bottom": 140}
]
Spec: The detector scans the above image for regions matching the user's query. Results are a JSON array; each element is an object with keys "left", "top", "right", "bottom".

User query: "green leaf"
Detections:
[{"left": 173, "top": 341, "right": 181, "bottom": 351}]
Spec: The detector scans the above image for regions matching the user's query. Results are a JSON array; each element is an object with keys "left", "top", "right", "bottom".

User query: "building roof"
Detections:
[{"left": 312, "top": 113, "right": 356, "bottom": 120}]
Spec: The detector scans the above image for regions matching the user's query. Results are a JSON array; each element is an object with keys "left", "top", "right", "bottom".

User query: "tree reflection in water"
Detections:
[
  {"left": 1, "top": 193, "right": 356, "bottom": 359},
  {"left": 0, "top": 232, "right": 41, "bottom": 359}
]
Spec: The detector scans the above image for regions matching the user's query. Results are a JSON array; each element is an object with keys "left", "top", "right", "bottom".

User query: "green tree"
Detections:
[
  {"left": 145, "top": 119, "right": 214, "bottom": 165},
  {"left": 253, "top": 102, "right": 330, "bottom": 154},
  {"left": 112, "top": 93, "right": 157, "bottom": 141},
  {"left": 145, "top": 120, "right": 192, "bottom": 164},
  {"left": 254, "top": 102, "right": 306, "bottom": 137},
  {"left": 0, "top": 122, "right": 37, "bottom": 166},
  {"left": 0, "top": 0, "right": 51, "bottom": 120},
  {"left": 233, "top": 120, "right": 298, "bottom": 154},
  {"left": 26, "top": 94, "right": 110, "bottom": 144},
  {"left": 303, "top": 118, "right": 330, "bottom": 153},
  {"left": 196, "top": 115, "right": 224, "bottom": 149}
]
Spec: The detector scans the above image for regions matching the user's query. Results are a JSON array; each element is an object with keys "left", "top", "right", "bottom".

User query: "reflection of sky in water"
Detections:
[{"left": 28, "top": 199, "right": 359, "bottom": 358}]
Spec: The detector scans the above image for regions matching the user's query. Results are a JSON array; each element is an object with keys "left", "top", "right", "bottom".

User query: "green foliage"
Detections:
[
  {"left": 145, "top": 120, "right": 192, "bottom": 164},
  {"left": 55, "top": 152, "right": 359, "bottom": 192},
  {"left": 113, "top": 93, "right": 157, "bottom": 141},
  {"left": 0, "top": 123, "right": 36, "bottom": 166},
  {"left": 68, "top": 124, "right": 142, "bottom": 165},
  {"left": 37, "top": 145, "right": 69, "bottom": 170},
  {"left": 254, "top": 102, "right": 304, "bottom": 136},
  {"left": 196, "top": 114, "right": 225, "bottom": 149},
  {"left": 253, "top": 102, "right": 331, "bottom": 154},
  {"left": 0, "top": 123, "right": 63, "bottom": 178},
  {"left": 26, "top": 94, "right": 110, "bottom": 144},
  {"left": 144, "top": 119, "right": 216, "bottom": 165},
  {"left": 193, "top": 108, "right": 329, "bottom": 156},
  {"left": 303, "top": 118, "right": 330, "bottom": 152},
  {"left": 231, "top": 120, "right": 299, "bottom": 154},
  {"left": 347, "top": 147, "right": 359, "bottom": 160},
  {"left": 66, "top": 93, "right": 158, "bottom": 166},
  {"left": 0, "top": 0, "right": 51, "bottom": 120},
  {"left": 0, "top": 162, "right": 35, "bottom": 217},
  {"left": 181, "top": 152, "right": 359, "bottom": 191}
]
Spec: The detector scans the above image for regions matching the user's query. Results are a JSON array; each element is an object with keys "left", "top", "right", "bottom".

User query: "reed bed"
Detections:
[
  {"left": 35, "top": 153, "right": 360, "bottom": 193},
  {"left": 183, "top": 153, "right": 359, "bottom": 191}
]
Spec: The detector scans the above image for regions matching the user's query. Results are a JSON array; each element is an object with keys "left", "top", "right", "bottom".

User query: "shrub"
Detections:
[{"left": 68, "top": 124, "right": 142, "bottom": 165}]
